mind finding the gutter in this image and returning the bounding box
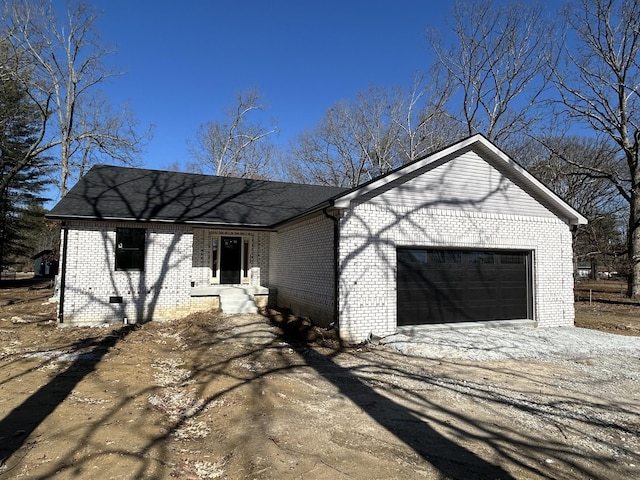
[44,214,275,230]
[58,221,69,324]
[323,205,340,330]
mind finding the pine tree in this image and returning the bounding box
[0,44,51,273]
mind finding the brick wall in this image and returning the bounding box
[269,213,335,325]
[338,204,575,343]
[58,201,575,339]
[60,221,194,325]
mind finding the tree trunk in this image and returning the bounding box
[60,138,69,198]
[628,184,640,297]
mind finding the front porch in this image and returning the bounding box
[190,285,273,315]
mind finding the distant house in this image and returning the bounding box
[46,135,587,343]
[32,249,58,278]
[577,261,619,280]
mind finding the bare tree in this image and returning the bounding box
[287,86,403,188]
[395,72,462,163]
[549,0,640,296]
[286,104,353,187]
[529,135,627,275]
[287,80,456,188]
[2,0,150,196]
[189,89,277,179]
[428,0,552,149]
[528,137,623,219]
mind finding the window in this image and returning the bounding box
[467,251,495,264]
[211,238,218,279]
[243,239,250,279]
[115,228,145,271]
[429,250,462,264]
[397,249,428,265]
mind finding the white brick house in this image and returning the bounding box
[48,135,586,343]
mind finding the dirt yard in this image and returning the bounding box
[1,279,639,479]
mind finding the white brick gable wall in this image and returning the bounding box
[338,204,575,343]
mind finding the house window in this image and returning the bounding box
[211,238,218,280]
[115,228,145,271]
[243,239,250,279]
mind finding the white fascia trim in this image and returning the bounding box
[478,138,588,225]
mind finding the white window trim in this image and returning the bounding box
[211,237,219,283]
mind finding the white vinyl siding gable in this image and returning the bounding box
[360,150,557,219]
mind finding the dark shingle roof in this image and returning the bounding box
[47,165,347,227]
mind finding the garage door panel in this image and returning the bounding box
[397,248,531,326]
[399,303,473,325]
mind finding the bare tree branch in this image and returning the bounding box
[549,0,640,295]
[2,0,151,196]
[189,89,277,179]
[427,0,553,150]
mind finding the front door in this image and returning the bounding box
[220,236,242,284]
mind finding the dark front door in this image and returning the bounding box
[220,236,242,284]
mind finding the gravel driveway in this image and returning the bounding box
[381,325,640,367]
[369,325,640,479]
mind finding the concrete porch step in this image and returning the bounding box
[190,285,269,315]
[219,290,258,314]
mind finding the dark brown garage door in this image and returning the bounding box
[397,248,532,326]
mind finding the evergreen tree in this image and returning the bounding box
[7,200,58,272]
[0,43,50,272]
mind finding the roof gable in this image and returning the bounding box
[331,135,588,225]
[358,149,558,219]
[47,166,347,227]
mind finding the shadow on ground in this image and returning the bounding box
[1,310,637,479]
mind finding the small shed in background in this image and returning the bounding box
[32,250,58,278]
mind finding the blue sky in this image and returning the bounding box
[87,0,451,172]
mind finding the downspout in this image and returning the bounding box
[323,206,340,331]
[58,221,69,324]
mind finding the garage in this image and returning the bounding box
[397,248,533,326]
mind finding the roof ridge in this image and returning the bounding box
[89,164,348,190]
